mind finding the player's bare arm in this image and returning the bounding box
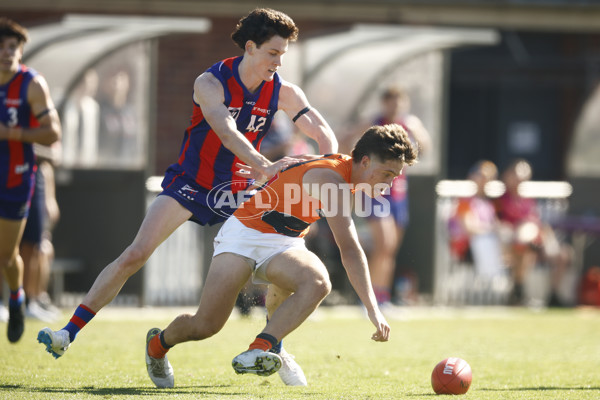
[194,73,291,178]
[278,80,338,154]
[303,168,390,342]
[0,75,60,145]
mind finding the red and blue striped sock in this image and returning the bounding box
[9,287,25,308]
[63,304,96,342]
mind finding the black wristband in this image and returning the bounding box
[35,108,53,120]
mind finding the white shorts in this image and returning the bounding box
[213,216,307,284]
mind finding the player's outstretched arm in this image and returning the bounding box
[328,213,390,342]
[303,168,390,342]
[278,81,338,154]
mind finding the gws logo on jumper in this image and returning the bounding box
[207,180,279,220]
[177,184,199,201]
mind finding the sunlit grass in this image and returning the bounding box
[2,306,600,399]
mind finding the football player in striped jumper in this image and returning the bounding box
[0,17,61,343]
[38,8,336,388]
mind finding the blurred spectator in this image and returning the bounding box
[495,159,573,306]
[61,68,100,168]
[344,86,430,305]
[97,66,138,167]
[448,160,504,278]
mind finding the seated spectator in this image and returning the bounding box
[448,160,504,278]
[495,159,573,306]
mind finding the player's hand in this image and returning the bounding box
[264,156,298,175]
[234,157,296,186]
[367,308,390,342]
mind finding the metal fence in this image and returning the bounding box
[433,180,575,306]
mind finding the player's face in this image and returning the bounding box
[357,156,404,198]
[252,35,288,82]
[0,37,23,73]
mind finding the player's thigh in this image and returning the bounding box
[264,248,329,294]
[0,217,26,259]
[130,195,192,253]
[195,252,253,323]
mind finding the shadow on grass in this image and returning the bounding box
[0,383,250,397]
[479,386,600,392]
[404,386,600,397]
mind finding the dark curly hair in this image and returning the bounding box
[231,8,298,50]
[351,124,418,166]
[0,17,29,45]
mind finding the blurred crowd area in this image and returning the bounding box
[3,5,600,316]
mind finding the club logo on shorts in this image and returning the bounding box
[178,184,199,201]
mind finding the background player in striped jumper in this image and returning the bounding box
[0,17,61,343]
[38,8,337,388]
[343,86,430,306]
[144,124,417,382]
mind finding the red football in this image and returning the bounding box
[431,357,472,395]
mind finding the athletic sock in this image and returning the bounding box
[148,331,171,359]
[249,333,278,352]
[9,287,25,309]
[271,339,282,354]
[63,304,96,342]
[266,317,282,354]
[373,286,391,305]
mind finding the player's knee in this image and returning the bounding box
[118,246,151,275]
[311,275,332,300]
[0,254,18,269]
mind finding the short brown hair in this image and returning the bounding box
[0,17,29,45]
[231,8,298,50]
[352,124,418,166]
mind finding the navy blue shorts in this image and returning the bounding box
[0,172,35,220]
[0,198,31,220]
[159,166,239,226]
[22,169,45,243]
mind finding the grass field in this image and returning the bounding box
[2,305,600,399]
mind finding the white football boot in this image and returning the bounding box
[145,328,174,388]
[37,328,71,359]
[232,348,282,376]
[276,347,307,386]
